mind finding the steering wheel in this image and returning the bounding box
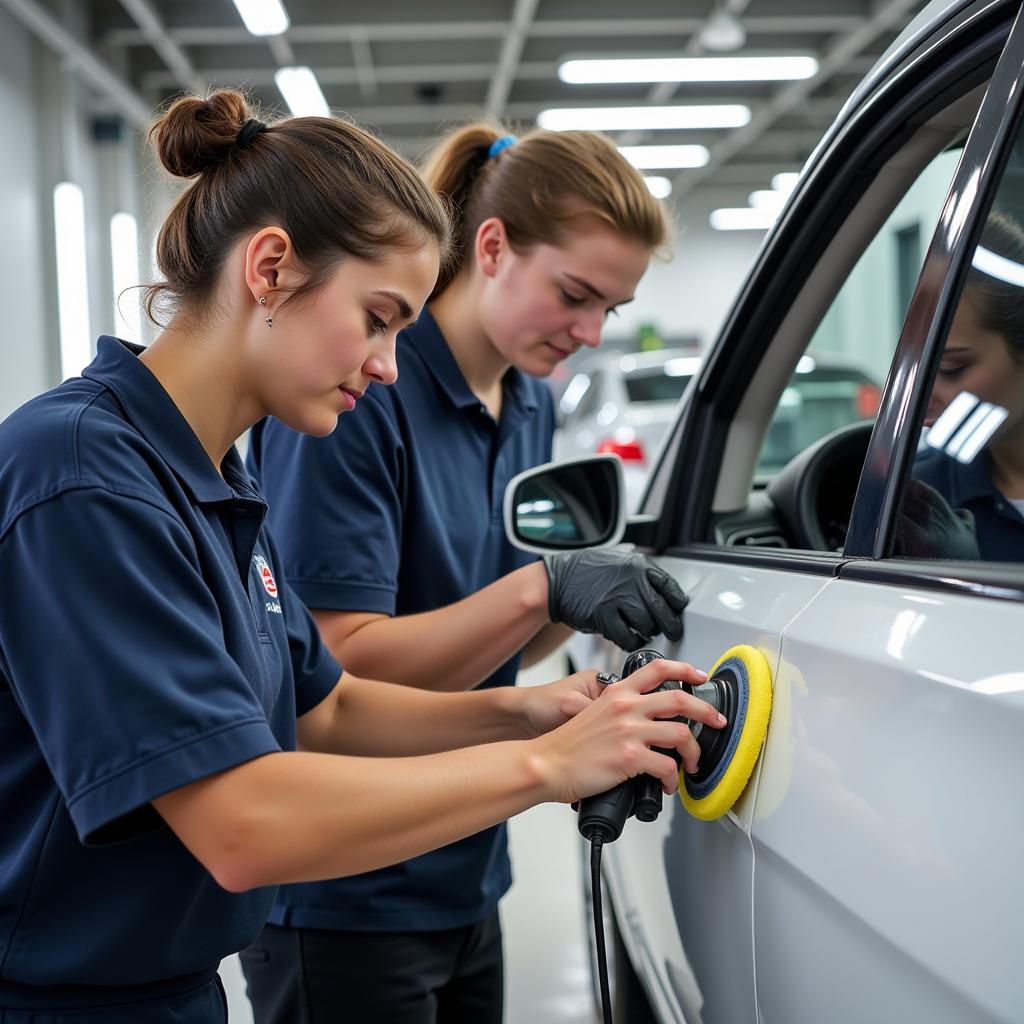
[767,421,875,552]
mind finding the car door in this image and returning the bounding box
[751,8,1024,1021]
[593,3,1020,1022]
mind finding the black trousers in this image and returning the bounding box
[239,912,504,1024]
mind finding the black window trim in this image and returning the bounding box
[839,558,1024,602]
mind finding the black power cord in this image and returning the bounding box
[589,836,613,1024]
[579,652,684,1024]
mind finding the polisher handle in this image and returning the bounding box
[578,649,681,839]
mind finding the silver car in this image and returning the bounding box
[510,0,1024,1020]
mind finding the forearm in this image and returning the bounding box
[320,561,550,691]
[299,672,531,757]
[519,622,573,669]
[158,745,551,891]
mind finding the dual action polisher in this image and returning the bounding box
[577,645,774,1024]
[578,643,774,839]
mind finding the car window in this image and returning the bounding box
[754,146,962,481]
[892,132,1024,566]
[624,372,690,404]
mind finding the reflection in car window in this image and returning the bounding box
[896,200,1024,563]
[753,147,962,486]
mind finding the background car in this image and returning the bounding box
[554,348,881,511]
[549,0,1024,1021]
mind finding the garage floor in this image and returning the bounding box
[218,650,595,1023]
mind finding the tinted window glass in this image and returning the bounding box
[894,137,1024,565]
[624,373,690,404]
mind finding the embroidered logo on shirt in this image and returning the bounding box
[253,553,279,598]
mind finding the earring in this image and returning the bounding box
[259,295,273,328]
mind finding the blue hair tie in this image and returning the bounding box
[488,134,518,160]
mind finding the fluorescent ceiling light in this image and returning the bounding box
[972,243,1024,287]
[924,391,977,448]
[710,207,778,230]
[559,56,818,84]
[537,104,750,132]
[53,182,91,380]
[644,176,672,199]
[924,390,1008,463]
[275,66,330,117]
[748,189,785,210]
[617,144,709,169]
[954,404,1007,463]
[772,172,800,194]
[110,212,141,341]
[232,0,289,36]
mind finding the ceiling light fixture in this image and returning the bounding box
[644,176,673,198]
[559,56,819,84]
[699,11,747,52]
[748,189,786,210]
[538,104,750,132]
[274,66,330,117]
[617,144,709,169]
[972,244,1024,287]
[231,0,290,36]
[772,172,800,194]
[709,207,779,231]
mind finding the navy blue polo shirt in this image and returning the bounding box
[247,306,555,931]
[914,447,1024,561]
[0,338,340,1006]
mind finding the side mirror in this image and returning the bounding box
[503,454,626,554]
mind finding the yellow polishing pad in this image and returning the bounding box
[679,644,773,821]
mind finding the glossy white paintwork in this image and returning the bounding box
[597,558,831,1024]
[751,578,1024,1023]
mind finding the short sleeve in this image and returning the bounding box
[249,397,405,615]
[0,489,281,844]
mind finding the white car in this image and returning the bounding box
[510,0,1024,1020]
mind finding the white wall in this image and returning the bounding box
[0,16,51,420]
[809,148,960,375]
[612,187,769,351]
[0,5,154,420]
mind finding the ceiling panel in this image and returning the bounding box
[77,0,933,202]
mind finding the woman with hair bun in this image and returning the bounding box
[0,94,721,1023]
[246,123,689,1022]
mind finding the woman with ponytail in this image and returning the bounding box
[0,96,722,1023]
[245,123,689,1022]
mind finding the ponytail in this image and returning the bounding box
[422,123,670,295]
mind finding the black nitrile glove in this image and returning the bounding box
[893,479,980,561]
[543,549,688,651]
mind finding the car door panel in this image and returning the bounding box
[598,557,832,1024]
[751,578,1023,1023]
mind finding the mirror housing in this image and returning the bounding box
[503,454,626,554]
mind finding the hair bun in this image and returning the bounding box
[150,90,252,178]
